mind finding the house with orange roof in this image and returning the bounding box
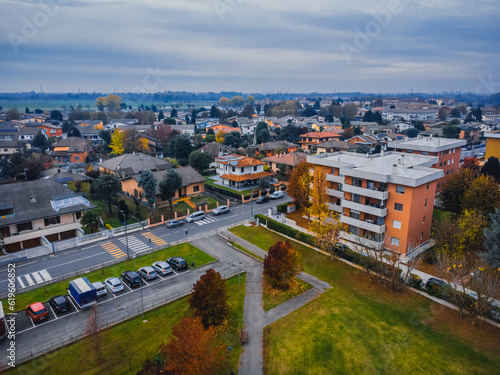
[215,154,272,189]
[262,152,307,175]
[299,131,342,152]
[346,134,380,152]
[38,123,63,138]
[208,124,241,134]
[50,137,93,164]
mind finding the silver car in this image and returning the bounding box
[138,266,158,281]
[213,205,230,215]
[92,281,108,297]
[105,277,124,293]
[152,261,173,276]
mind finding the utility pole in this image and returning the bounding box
[121,210,129,260]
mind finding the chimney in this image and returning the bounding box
[392,164,397,175]
[30,195,36,203]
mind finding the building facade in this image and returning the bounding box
[216,154,272,188]
[308,151,443,257]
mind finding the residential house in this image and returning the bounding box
[387,136,466,192]
[121,166,205,206]
[0,179,96,252]
[216,154,272,189]
[50,137,93,164]
[196,143,233,158]
[299,131,342,152]
[98,152,171,178]
[459,125,481,143]
[40,168,93,186]
[307,151,443,257]
[316,140,356,154]
[254,141,298,157]
[37,123,63,138]
[263,152,307,174]
[346,134,380,152]
[485,131,500,159]
[208,124,241,134]
[0,127,46,157]
[73,125,102,145]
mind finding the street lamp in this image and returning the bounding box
[239,262,242,293]
[121,210,130,260]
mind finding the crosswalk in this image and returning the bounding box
[142,232,168,247]
[17,269,52,288]
[194,216,218,226]
[102,242,127,259]
[118,235,150,253]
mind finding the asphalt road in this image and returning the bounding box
[0,196,289,296]
[0,234,262,370]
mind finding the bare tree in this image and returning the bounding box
[86,305,102,360]
[470,263,500,319]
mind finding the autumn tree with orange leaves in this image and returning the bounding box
[188,269,229,327]
[288,161,311,209]
[160,316,226,375]
[264,241,303,290]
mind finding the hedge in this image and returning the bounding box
[277,202,289,213]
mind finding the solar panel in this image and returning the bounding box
[51,196,90,212]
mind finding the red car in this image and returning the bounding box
[26,302,49,323]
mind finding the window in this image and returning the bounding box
[75,156,80,161]
[422,151,428,155]
[423,215,426,223]
[391,237,400,246]
[241,167,244,173]
[392,220,401,229]
[76,212,82,220]
[3,149,7,152]
[450,169,453,174]
[350,211,360,220]
[394,203,403,211]
[446,170,449,175]
[439,162,443,167]
[193,185,200,192]
[396,186,405,194]
[425,198,427,206]
[421,232,424,240]
[451,158,454,164]
[17,222,33,232]
[253,166,257,171]
[426,182,430,190]
[232,167,235,172]
[437,184,440,190]
[352,194,361,203]
[44,216,61,226]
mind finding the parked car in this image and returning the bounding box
[186,211,206,223]
[152,261,173,276]
[167,257,188,271]
[256,196,270,204]
[212,205,230,216]
[138,266,158,281]
[270,191,284,199]
[93,282,108,297]
[26,302,49,323]
[426,277,447,290]
[166,219,184,228]
[49,295,71,314]
[105,277,124,293]
[121,271,142,288]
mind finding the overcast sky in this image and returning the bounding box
[1,0,499,94]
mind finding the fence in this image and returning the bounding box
[2,267,244,370]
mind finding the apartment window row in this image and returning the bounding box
[44,216,61,226]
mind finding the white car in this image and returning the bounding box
[213,205,230,215]
[186,211,205,223]
[92,281,108,297]
[152,261,173,276]
[105,277,124,293]
[270,191,284,199]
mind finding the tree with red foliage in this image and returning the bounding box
[160,317,226,375]
[188,269,229,327]
[147,124,180,147]
[264,241,303,290]
[461,156,480,175]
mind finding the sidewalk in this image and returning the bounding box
[221,229,332,375]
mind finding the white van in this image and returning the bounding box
[270,191,284,199]
[186,211,206,223]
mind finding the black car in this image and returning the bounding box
[48,295,71,314]
[426,277,447,290]
[167,257,188,271]
[166,219,184,228]
[121,271,142,288]
[256,196,270,204]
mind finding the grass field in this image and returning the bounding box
[8,274,246,375]
[263,278,312,311]
[204,177,252,196]
[4,243,215,311]
[229,225,500,375]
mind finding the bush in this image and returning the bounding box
[407,274,423,290]
[277,202,288,213]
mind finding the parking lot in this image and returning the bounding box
[15,267,190,335]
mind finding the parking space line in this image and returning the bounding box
[142,279,150,287]
[67,295,79,310]
[48,304,58,319]
[28,314,35,328]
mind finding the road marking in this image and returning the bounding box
[101,242,127,259]
[118,236,150,253]
[24,274,35,286]
[141,232,168,247]
[194,216,218,226]
[17,277,26,288]
[48,304,58,319]
[31,271,44,284]
[39,269,52,281]
[67,295,79,310]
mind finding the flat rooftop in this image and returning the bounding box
[387,136,466,152]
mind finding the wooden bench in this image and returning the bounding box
[239,329,248,345]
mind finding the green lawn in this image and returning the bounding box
[230,225,500,374]
[4,243,215,311]
[8,274,246,375]
[229,241,264,261]
[263,278,312,311]
[174,201,192,216]
[204,177,252,196]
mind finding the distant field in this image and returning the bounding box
[0,99,218,111]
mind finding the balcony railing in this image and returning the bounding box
[326,188,344,199]
[341,200,387,217]
[326,173,344,184]
[340,215,386,234]
[327,202,343,213]
[342,184,389,200]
